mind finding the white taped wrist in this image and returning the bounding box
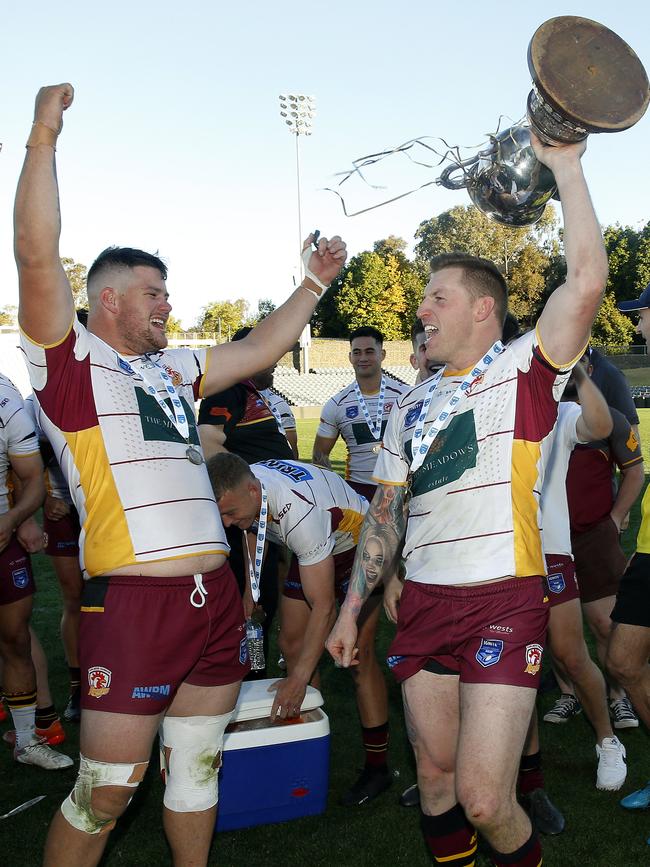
[301,247,329,298]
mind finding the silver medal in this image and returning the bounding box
[186,446,204,465]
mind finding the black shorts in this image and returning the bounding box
[611,553,650,628]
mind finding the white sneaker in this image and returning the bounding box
[14,737,74,770]
[596,736,627,791]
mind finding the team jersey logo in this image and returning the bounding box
[162,365,183,387]
[88,666,112,698]
[261,459,313,482]
[132,684,171,699]
[135,391,200,446]
[405,402,423,427]
[475,638,504,668]
[346,406,359,419]
[547,572,566,594]
[239,637,248,665]
[387,655,406,669]
[524,644,543,675]
[11,567,29,589]
[351,418,388,446]
[407,412,478,497]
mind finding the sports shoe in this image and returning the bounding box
[522,788,565,836]
[596,736,627,791]
[610,697,639,730]
[543,694,582,724]
[63,690,81,723]
[3,718,66,747]
[14,737,73,770]
[340,766,392,806]
[399,783,420,807]
[621,783,650,810]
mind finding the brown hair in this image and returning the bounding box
[430,252,508,326]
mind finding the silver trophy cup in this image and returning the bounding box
[438,16,650,226]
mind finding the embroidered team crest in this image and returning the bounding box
[405,401,423,426]
[346,406,359,419]
[163,365,183,387]
[475,638,504,668]
[12,567,29,589]
[524,644,543,675]
[384,402,393,413]
[88,666,112,698]
[547,572,566,594]
[386,655,406,669]
[466,373,484,395]
[239,637,248,665]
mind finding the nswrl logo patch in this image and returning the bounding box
[547,572,566,594]
[475,639,504,668]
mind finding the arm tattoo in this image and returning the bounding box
[312,449,332,470]
[343,484,408,618]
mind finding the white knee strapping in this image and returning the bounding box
[159,713,232,813]
[61,754,148,834]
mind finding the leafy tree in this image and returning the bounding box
[0,305,17,326]
[61,257,88,309]
[257,298,276,320]
[165,314,184,333]
[334,251,408,339]
[591,292,635,346]
[194,299,250,338]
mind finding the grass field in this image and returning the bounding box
[2,416,650,866]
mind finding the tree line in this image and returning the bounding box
[2,208,647,345]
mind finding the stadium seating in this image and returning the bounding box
[272,366,417,407]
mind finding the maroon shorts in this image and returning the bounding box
[544,554,580,608]
[347,480,376,504]
[79,562,249,715]
[0,537,36,606]
[572,517,627,603]
[43,506,80,558]
[387,576,548,688]
[284,548,356,606]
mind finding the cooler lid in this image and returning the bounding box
[230,679,324,722]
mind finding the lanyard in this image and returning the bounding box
[410,341,504,474]
[244,482,268,603]
[353,374,386,440]
[115,351,204,465]
[259,389,286,436]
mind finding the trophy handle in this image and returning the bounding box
[437,156,478,190]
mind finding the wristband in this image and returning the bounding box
[26,121,60,150]
[300,246,330,299]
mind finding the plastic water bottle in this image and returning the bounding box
[246,618,265,671]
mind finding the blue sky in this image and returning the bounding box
[1,0,649,327]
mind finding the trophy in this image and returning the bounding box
[438,16,650,226]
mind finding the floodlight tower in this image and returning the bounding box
[278,93,316,373]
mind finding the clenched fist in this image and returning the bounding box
[33,83,74,133]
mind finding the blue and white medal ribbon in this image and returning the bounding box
[410,341,505,474]
[354,375,386,452]
[116,352,203,464]
[244,482,268,603]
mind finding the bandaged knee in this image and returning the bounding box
[159,713,232,813]
[61,754,148,834]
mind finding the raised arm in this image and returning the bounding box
[14,84,76,345]
[535,133,608,367]
[326,483,408,667]
[201,236,346,396]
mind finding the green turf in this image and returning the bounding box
[618,368,650,387]
[2,418,649,866]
